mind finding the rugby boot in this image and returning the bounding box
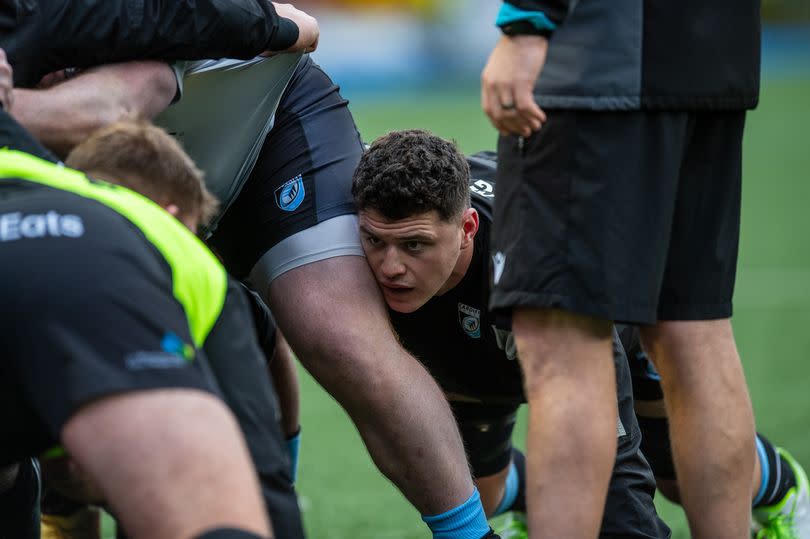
[493,512,527,539]
[41,506,101,539]
[753,448,810,539]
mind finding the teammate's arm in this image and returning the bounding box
[4,0,317,87]
[12,62,176,158]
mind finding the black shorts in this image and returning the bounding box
[490,110,746,324]
[452,402,520,478]
[209,56,364,279]
[0,187,217,466]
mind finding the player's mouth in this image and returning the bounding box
[382,282,414,294]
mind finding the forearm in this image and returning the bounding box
[11,62,176,157]
[268,332,300,438]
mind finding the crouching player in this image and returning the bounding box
[35,120,306,539]
[351,130,671,539]
[0,83,272,539]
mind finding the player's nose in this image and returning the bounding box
[380,247,406,278]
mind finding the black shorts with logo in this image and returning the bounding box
[209,55,364,279]
[0,186,216,466]
[491,110,745,324]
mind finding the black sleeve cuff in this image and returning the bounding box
[267,17,299,51]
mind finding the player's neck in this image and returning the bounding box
[436,241,475,296]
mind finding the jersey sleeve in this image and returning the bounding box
[4,0,292,87]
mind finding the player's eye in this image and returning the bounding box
[365,235,381,246]
[404,240,423,253]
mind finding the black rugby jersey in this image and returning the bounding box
[389,152,526,404]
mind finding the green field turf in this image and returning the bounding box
[102,78,810,538]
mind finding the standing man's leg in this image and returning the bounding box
[640,321,756,537]
[512,309,617,537]
[637,112,755,538]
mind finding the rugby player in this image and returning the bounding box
[353,129,810,539]
[352,129,671,539]
[0,71,272,539]
[1,1,320,537]
[15,53,499,539]
[48,120,307,539]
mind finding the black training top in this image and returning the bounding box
[0,0,296,88]
[504,0,760,111]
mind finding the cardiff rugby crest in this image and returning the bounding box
[275,174,305,212]
[458,303,481,339]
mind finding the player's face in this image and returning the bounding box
[359,208,467,313]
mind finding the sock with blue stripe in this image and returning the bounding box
[753,432,796,508]
[422,488,491,539]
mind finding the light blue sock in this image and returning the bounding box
[286,429,301,484]
[422,488,490,539]
[753,434,769,506]
[492,461,520,516]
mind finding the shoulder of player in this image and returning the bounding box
[466,151,497,217]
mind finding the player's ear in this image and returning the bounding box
[460,208,479,248]
[165,203,181,218]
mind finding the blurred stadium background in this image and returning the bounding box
[112,1,810,537]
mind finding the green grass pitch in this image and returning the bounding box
[103,78,810,538]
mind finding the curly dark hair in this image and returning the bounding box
[352,129,470,221]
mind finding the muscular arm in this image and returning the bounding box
[12,62,176,158]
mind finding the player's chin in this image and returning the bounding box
[382,287,422,314]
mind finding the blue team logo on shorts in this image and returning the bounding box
[275,174,306,212]
[458,303,481,339]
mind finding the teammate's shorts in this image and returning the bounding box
[604,333,672,538]
[491,110,746,324]
[242,283,278,361]
[452,402,520,478]
[209,55,364,281]
[0,187,217,466]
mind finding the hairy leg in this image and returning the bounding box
[61,389,270,539]
[512,308,616,538]
[640,319,755,539]
[266,256,475,513]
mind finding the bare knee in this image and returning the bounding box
[512,308,613,399]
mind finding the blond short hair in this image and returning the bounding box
[66,121,219,228]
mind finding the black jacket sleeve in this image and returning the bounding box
[2,0,297,87]
[504,0,569,25]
